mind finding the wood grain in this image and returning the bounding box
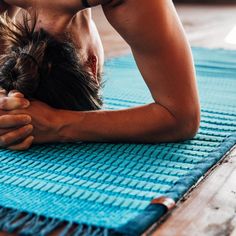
[175,4,236,50]
[151,147,236,236]
[92,4,236,57]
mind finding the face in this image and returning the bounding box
[2,1,104,86]
[0,14,103,111]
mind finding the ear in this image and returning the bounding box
[86,55,100,85]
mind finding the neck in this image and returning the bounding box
[33,9,91,37]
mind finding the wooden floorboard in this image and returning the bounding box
[175,4,236,49]
[151,147,236,236]
[92,4,236,57]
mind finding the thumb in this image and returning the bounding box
[8,90,25,98]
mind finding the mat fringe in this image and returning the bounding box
[0,206,119,236]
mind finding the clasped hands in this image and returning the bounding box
[0,89,59,150]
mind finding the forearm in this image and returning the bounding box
[57,103,194,143]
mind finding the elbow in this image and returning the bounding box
[148,103,200,143]
[176,107,201,141]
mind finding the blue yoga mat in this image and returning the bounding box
[0,48,236,236]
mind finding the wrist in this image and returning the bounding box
[55,110,84,143]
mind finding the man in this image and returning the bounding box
[0,0,200,150]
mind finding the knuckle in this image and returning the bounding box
[18,125,32,138]
[16,92,24,96]
[20,98,26,105]
[0,136,7,146]
[0,97,8,109]
[17,128,27,138]
[24,137,34,149]
[26,124,33,132]
[0,89,7,95]
[9,90,18,94]
[18,140,32,151]
[21,98,29,106]
[24,143,31,150]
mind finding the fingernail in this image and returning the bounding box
[23,115,32,124]
[23,100,30,108]
[29,136,34,142]
[8,90,17,95]
[26,124,33,132]
[0,89,7,93]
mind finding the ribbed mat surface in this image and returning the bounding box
[0,48,236,235]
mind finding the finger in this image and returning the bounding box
[8,90,25,98]
[0,127,15,136]
[0,124,33,147]
[0,97,30,110]
[8,136,34,151]
[0,89,7,98]
[0,115,31,128]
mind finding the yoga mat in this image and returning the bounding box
[0,48,236,236]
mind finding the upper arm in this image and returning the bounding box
[102,0,200,120]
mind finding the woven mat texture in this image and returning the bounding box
[0,48,235,232]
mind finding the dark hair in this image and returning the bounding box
[0,14,103,111]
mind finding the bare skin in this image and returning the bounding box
[0,0,200,150]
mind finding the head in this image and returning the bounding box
[0,14,103,111]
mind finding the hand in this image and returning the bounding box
[11,100,62,144]
[0,89,34,150]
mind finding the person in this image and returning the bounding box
[0,0,201,151]
[0,14,103,111]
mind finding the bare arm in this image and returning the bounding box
[102,0,200,122]
[54,0,200,143]
[0,0,200,149]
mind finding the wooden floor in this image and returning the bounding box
[1,3,236,236]
[149,146,236,236]
[92,3,236,57]
[93,4,236,236]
